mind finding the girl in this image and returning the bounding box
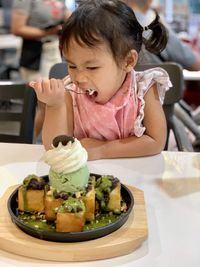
[30,0,171,160]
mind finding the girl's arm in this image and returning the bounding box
[29,79,73,150]
[81,84,167,160]
[42,92,73,150]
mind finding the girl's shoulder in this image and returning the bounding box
[132,67,172,137]
[135,67,171,85]
[134,67,172,104]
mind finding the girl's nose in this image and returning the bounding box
[74,70,88,85]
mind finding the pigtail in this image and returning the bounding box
[143,10,168,54]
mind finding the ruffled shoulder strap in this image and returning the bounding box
[135,67,172,103]
[133,67,172,137]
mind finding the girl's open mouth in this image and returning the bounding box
[65,85,98,97]
[86,89,98,98]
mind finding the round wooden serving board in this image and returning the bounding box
[0,185,148,262]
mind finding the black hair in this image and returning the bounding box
[60,0,168,65]
[142,9,168,53]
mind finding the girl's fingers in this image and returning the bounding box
[50,79,65,94]
[29,81,36,88]
[31,79,56,94]
[33,81,43,94]
[50,78,60,91]
[30,78,64,97]
[41,79,52,93]
[29,78,65,106]
[58,79,66,93]
[29,80,43,92]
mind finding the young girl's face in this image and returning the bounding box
[64,38,129,104]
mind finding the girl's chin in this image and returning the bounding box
[94,97,110,105]
[86,92,110,104]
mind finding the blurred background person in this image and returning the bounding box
[123,0,200,71]
[11,0,71,142]
[11,0,71,80]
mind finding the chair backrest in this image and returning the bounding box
[49,62,68,79]
[0,81,37,143]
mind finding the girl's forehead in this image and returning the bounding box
[64,37,112,56]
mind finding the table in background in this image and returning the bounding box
[0,143,200,267]
[183,69,200,106]
[0,34,22,80]
[183,69,200,81]
[0,34,22,50]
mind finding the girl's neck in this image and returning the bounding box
[128,3,148,14]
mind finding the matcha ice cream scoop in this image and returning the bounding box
[43,135,89,193]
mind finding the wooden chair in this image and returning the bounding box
[0,81,37,143]
[136,62,194,152]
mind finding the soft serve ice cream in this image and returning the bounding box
[43,135,89,193]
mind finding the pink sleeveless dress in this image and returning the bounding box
[68,68,171,141]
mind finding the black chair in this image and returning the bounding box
[174,101,200,143]
[136,63,194,152]
[0,81,37,143]
[49,62,68,79]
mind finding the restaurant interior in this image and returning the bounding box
[0,1,200,266]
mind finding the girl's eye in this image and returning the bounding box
[68,66,76,69]
[87,67,99,70]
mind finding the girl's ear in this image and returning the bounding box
[124,49,138,72]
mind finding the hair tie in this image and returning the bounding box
[143,26,149,32]
[142,25,152,39]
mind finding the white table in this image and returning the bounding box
[0,143,200,267]
[0,34,22,50]
[183,69,200,81]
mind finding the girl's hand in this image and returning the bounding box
[29,78,65,107]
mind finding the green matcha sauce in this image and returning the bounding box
[18,212,120,232]
[18,213,55,231]
[84,213,120,231]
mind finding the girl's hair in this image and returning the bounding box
[60,0,168,65]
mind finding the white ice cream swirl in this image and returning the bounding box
[44,138,88,174]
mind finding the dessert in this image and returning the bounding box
[43,135,90,225]
[17,174,127,233]
[18,175,46,212]
[16,135,128,233]
[95,176,121,213]
[83,176,96,221]
[56,197,85,232]
[44,191,64,220]
[44,135,89,193]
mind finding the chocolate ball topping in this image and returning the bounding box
[53,135,75,147]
